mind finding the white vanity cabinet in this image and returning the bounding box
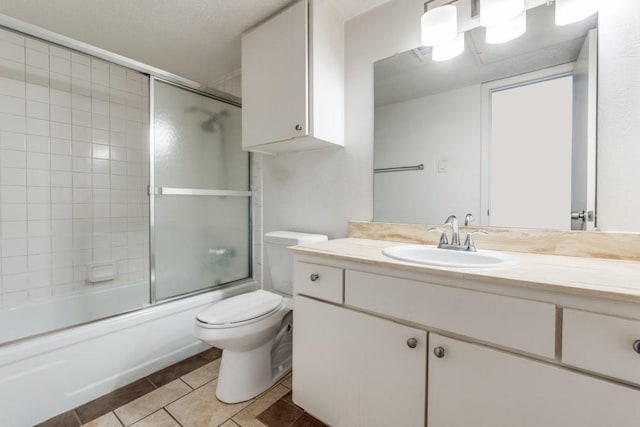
[241,0,344,154]
[428,334,640,427]
[292,255,640,427]
[293,295,427,426]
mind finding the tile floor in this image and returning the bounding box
[36,347,326,427]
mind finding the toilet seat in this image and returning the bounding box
[196,290,284,329]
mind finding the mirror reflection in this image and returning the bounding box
[374,4,597,231]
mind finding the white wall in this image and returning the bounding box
[262,0,423,238]
[263,0,640,235]
[374,84,481,224]
[597,0,640,232]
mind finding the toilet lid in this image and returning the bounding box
[197,290,283,325]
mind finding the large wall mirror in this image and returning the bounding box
[374,4,598,231]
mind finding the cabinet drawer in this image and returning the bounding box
[294,262,343,303]
[563,309,640,385]
[345,270,556,358]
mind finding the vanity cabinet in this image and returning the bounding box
[241,0,344,154]
[428,334,640,427]
[292,257,640,427]
[292,295,427,426]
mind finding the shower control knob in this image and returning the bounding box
[433,346,446,358]
[295,124,302,131]
[310,273,319,282]
[406,338,418,348]
[633,340,640,354]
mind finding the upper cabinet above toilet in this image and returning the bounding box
[241,0,344,155]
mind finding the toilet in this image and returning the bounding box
[194,231,328,403]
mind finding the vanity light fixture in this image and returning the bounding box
[420,0,598,61]
[486,11,527,44]
[421,4,458,47]
[480,0,525,27]
[555,0,599,25]
[433,33,465,61]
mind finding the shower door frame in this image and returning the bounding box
[148,77,252,304]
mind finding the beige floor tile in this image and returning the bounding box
[219,420,241,427]
[166,379,254,427]
[130,409,180,427]
[278,373,292,389]
[82,411,123,427]
[232,385,289,427]
[181,358,222,389]
[114,379,191,426]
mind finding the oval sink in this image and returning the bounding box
[382,245,518,268]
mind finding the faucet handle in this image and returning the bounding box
[464,230,488,252]
[428,227,449,245]
[464,213,474,226]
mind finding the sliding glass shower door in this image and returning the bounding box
[152,80,250,301]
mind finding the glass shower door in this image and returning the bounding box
[152,80,249,300]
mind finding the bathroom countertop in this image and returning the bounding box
[289,238,640,303]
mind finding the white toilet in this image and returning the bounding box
[194,231,328,403]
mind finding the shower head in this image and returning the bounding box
[184,107,228,133]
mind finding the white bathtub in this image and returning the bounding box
[0,280,255,426]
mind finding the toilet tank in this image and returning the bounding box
[264,231,328,295]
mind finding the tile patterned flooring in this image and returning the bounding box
[36,347,326,427]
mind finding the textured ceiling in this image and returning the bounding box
[0,0,389,87]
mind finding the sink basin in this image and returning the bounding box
[382,245,519,268]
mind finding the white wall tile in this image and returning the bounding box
[26,83,49,103]
[50,106,71,124]
[71,62,90,81]
[2,221,27,239]
[2,274,28,293]
[1,150,26,168]
[25,38,48,53]
[27,204,50,220]
[2,254,26,274]
[2,239,27,257]
[28,236,51,254]
[50,89,71,107]
[27,152,50,170]
[26,135,49,153]
[26,66,49,87]
[92,114,109,130]
[50,56,70,76]
[71,78,90,96]
[1,131,26,150]
[72,157,91,173]
[0,77,25,98]
[51,154,71,171]
[72,172,91,188]
[0,40,25,63]
[92,129,109,145]
[72,109,91,127]
[28,220,51,237]
[0,95,25,116]
[51,187,72,203]
[1,168,26,186]
[26,100,49,120]
[72,126,92,143]
[50,72,71,92]
[27,186,50,203]
[26,117,49,136]
[0,29,24,46]
[51,171,72,187]
[0,112,26,133]
[26,169,50,186]
[0,57,25,81]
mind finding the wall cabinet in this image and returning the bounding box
[292,257,640,427]
[241,0,344,154]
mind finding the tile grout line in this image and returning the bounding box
[113,410,126,427]
[72,409,82,426]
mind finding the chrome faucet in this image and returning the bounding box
[429,214,488,252]
[444,215,460,245]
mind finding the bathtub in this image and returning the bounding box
[0,280,255,426]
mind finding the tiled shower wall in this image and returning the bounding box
[0,28,149,305]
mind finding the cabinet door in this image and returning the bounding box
[241,0,308,149]
[293,296,427,427]
[428,334,640,427]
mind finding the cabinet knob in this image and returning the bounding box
[407,338,418,348]
[433,346,446,358]
[309,273,319,282]
[295,124,302,131]
[633,340,640,354]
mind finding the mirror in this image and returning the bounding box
[373,4,598,231]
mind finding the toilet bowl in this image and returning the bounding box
[193,231,328,403]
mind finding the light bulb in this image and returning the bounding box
[486,11,526,44]
[421,5,458,47]
[480,0,525,27]
[432,33,465,62]
[555,0,599,25]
